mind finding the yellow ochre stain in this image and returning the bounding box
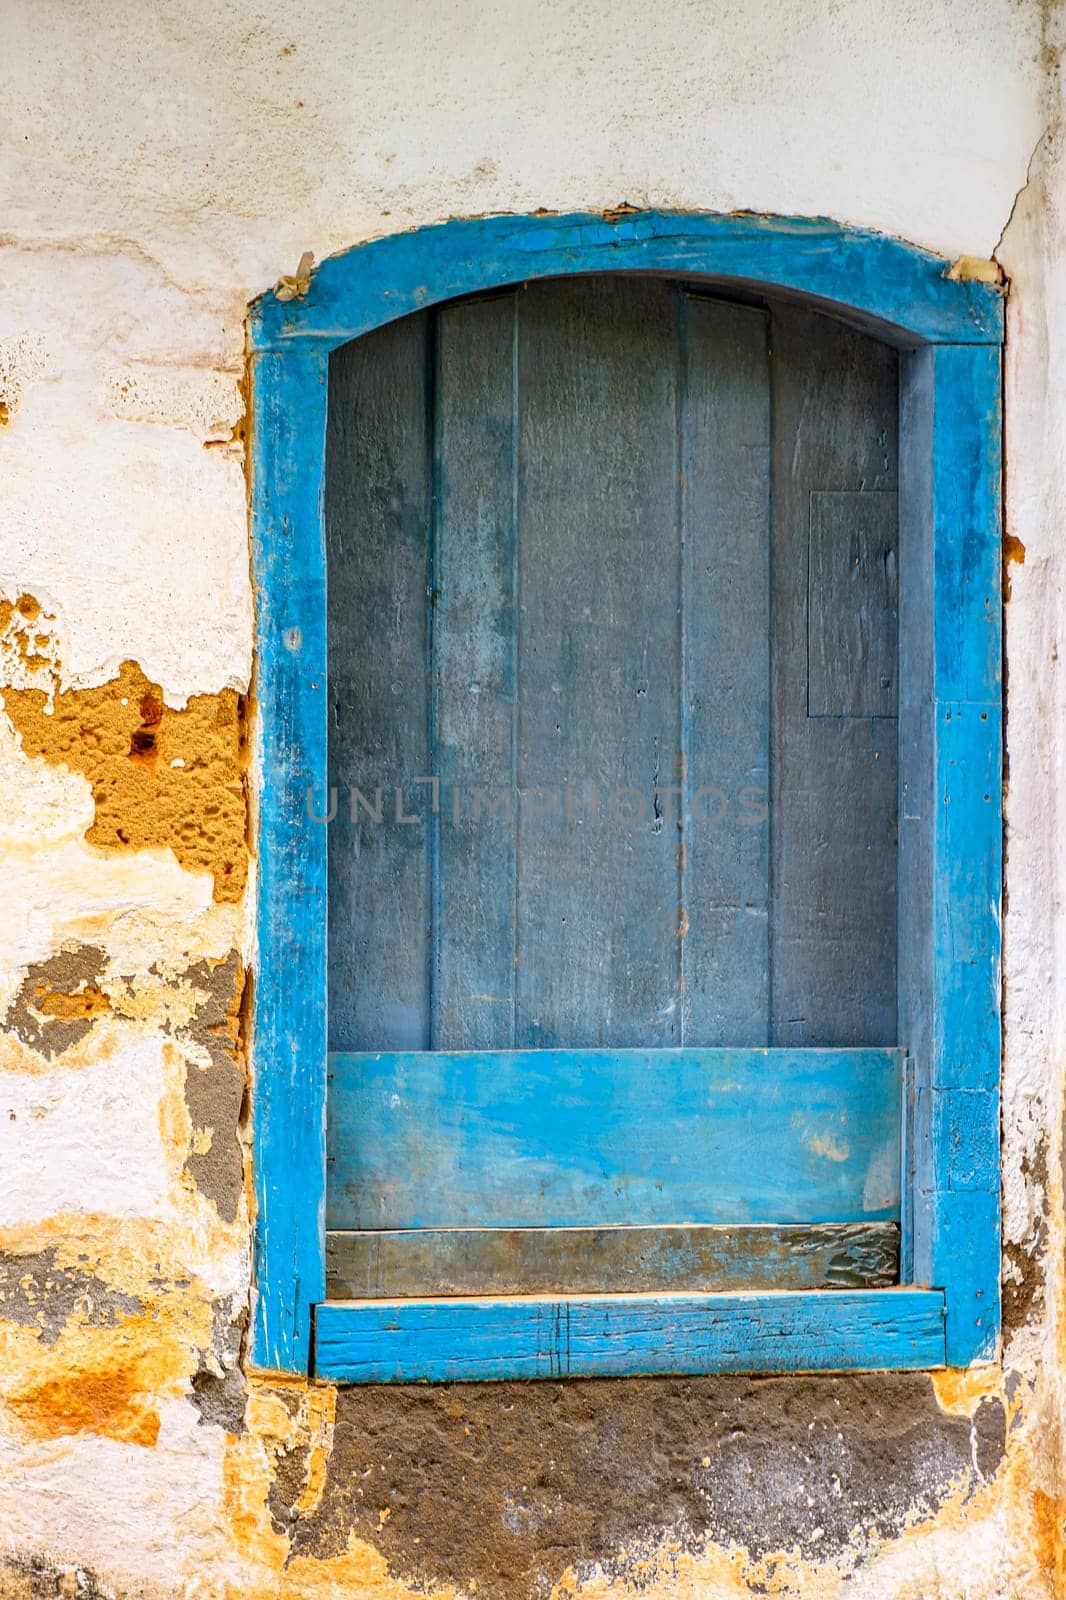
[1003,533,1027,601]
[8,1361,162,1447]
[1030,1488,1066,1598]
[34,981,111,1021]
[2,656,248,902]
[932,1363,1004,1417]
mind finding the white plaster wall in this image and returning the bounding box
[0,0,1047,701]
[0,1,1063,1595]
[999,10,1066,1390]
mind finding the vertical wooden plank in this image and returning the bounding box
[929,346,1003,1176]
[681,296,771,1044]
[250,346,328,1372]
[897,346,936,1289]
[326,316,432,1051]
[929,345,1003,705]
[914,697,1002,1339]
[514,277,682,1047]
[769,307,899,1047]
[904,342,1002,1365]
[933,701,1002,1095]
[433,294,518,1048]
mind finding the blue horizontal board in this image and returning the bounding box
[327,1047,902,1229]
[314,1288,946,1382]
[250,213,1003,352]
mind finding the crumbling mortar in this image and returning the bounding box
[4,945,110,1059]
[0,1247,143,1346]
[179,950,247,1224]
[190,1293,248,1434]
[3,940,249,1235]
[0,1553,117,1600]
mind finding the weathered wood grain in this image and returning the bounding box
[313,1288,946,1382]
[680,294,771,1043]
[326,1046,902,1230]
[896,348,936,1286]
[326,1221,900,1298]
[249,346,330,1372]
[769,306,899,1048]
[808,491,899,719]
[326,315,432,1051]
[434,293,518,1048]
[515,277,681,1046]
[326,284,904,1057]
[324,281,777,1052]
[899,342,1002,1364]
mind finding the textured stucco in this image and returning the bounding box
[0,0,1063,1595]
[3,664,248,902]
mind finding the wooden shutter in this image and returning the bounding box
[324,278,900,1297]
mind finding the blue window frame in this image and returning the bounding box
[248,212,1002,1382]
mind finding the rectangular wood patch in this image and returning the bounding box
[326,1221,900,1298]
[326,1046,903,1230]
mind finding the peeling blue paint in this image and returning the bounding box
[250,212,1003,352]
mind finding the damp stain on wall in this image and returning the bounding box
[2,945,248,1223]
[4,944,111,1058]
[180,950,247,1224]
[10,1357,166,1448]
[282,1374,1010,1600]
[0,1241,219,1452]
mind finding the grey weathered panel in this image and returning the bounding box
[681,295,771,1044]
[326,1222,899,1297]
[326,286,901,1062]
[434,294,518,1048]
[514,277,682,1047]
[326,316,432,1050]
[808,491,899,718]
[769,306,899,1047]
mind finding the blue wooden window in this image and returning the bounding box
[249,213,1002,1382]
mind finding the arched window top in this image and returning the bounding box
[249,210,1003,353]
